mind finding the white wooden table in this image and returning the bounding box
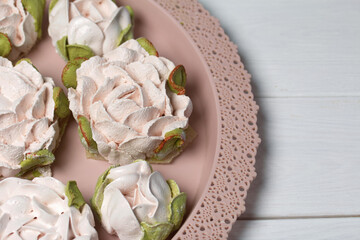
[197,0,360,239]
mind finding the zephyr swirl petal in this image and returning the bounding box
[89,101,113,123]
[171,93,193,119]
[143,56,176,80]
[0,65,37,102]
[103,44,146,64]
[14,61,43,88]
[103,7,131,54]
[72,0,118,22]
[48,0,69,47]
[67,16,104,56]
[107,99,140,122]
[126,62,162,86]
[0,177,98,239]
[0,111,16,128]
[102,186,144,239]
[75,56,106,87]
[93,121,138,144]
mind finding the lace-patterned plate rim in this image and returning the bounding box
[146,0,261,239]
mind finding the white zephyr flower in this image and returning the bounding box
[0,57,70,179]
[0,177,98,239]
[67,39,194,165]
[48,0,133,60]
[91,160,186,240]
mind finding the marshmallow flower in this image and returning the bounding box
[91,160,186,240]
[0,177,98,239]
[0,57,70,179]
[66,39,194,165]
[0,0,45,60]
[48,0,133,60]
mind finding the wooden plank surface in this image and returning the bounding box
[241,97,360,218]
[198,0,360,97]
[229,217,360,240]
[196,0,360,238]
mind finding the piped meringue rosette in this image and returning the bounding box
[0,177,98,239]
[0,0,45,60]
[48,0,134,61]
[66,39,195,165]
[0,57,70,179]
[91,160,186,240]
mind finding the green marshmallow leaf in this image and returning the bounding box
[77,115,98,155]
[91,166,116,219]
[153,128,186,161]
[15,58,33,66]
[67,44,95,61]
[125,5,134,22]
[31,169,42,178]
[53,87,70,118]
[169,192,187,231]
[167,179,186,231]
[141,222,174,240]
[0,32,12,57]
[167,179,181,198]
[18,149,55,177]
[117,6,135,46]
[62,57,87,89]
[56,36,69,60]
[168,65,186,95]
[65,181,86,211]
[137,37,158,57]
[150,126,196,164]
[20,167,49,180]
[21,0,45,38]
[117,23,133,46]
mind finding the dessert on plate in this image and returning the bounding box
[0,177,98,239]
[91,160,186,240]
[0,57,70,179]
[48,0,134,60]
[65,38,194,165]
[0,0,45,60]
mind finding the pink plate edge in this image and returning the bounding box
[150,0,261,239]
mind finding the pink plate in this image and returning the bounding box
[27,0,260,239]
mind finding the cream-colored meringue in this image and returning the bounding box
[100,161,171,239]
[0,0,38,60]
[68,39,193,165]
[0,57,60,178]
[0,177,98,239]
[48,0,132,57]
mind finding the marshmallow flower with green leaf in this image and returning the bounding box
[48,0,133,61]
[0,57,70,179]
[66,39,194,165]
[0,0,45,60]
[91,160,186,240]
[0,177,98,239]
